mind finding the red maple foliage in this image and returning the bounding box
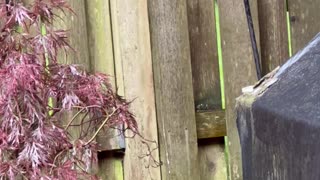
[0,0,138,179]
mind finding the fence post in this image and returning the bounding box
[217,0,259,179]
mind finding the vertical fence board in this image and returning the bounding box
[86,0,124,152]
[111,1,161,180]
[54,0,90,145]
[53,0,98,173]
[86,0,115,87]
[186,0,227,179]
[187,0,221,110]
[217,0,259,179]
[258,0,289,74]
[288,0,320,54]
[148,0,200,179]
[54,1,90,70]
[250,0,261,58]
[85,0,124,179]
[110,3,125,98]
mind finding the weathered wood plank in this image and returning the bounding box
[198,138,228,180]
[85,0,124,152]
[54,0,90,70]
[97,152,124,180]
[288,0,320,54]
[186,1,227,180]
[148,0,200,179]
[258,0,289,75]
[196,110,226,139]
[86,0,115,87]
[53,0,90,144]
[111,1,161,180]
[250,0,261,60]
[53,0,98,174]
[217,0,259,179]
[110,1,125,98]
[187,0,221,110]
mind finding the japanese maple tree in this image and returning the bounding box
[0,0,138,179]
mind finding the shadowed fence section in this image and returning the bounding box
[39,0,320,179]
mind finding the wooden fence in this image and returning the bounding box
[52,0,320,179]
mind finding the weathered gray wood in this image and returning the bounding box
[198,138,228,180]
[186,1,227,179]
[111,1,161,180]
[54,0,90,141]
[85,0,124,152]
[250,0,261,58]
[196,110,226,139]
[52,0,99,174]
[148,0,200,179]
[288,0,320,54]
[110,0,124,97]
[54,0,90,70]
[217,0,259,179]
[186,4,226,180]
[86,0,115,87]
[258,0,289,74]
[86,1,127,178]
[187,0,221,110]
[97,152,124,180]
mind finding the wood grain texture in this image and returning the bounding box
[85,1,125,177]
[148,0,200,179]
[187,0,221,110]
[217,0,259,179]
[288,0,320,54]
[54,0,90,70]
[54,0,90,143]
[258,0,289,75]
[198,138,228,180]
[97,152,124,180]
[111,1,161,180]
[250,0,261,59]
[86,0,115,86]
[196,110,226,139]
[110,1,125,98]
[53,0,98,174]
[85,0,124,152]
[186,1,227,180]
